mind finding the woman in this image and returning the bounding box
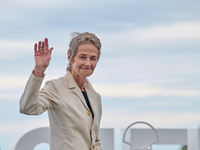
[20,32,102,150]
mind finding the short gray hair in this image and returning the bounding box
[67,32,101,71]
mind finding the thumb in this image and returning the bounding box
[49,47,54,55]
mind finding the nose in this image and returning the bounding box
[84,58,91,67]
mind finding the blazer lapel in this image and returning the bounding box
[65,70,90,112]
[84,79,97,118]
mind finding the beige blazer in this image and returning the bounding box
[20,70,102,150]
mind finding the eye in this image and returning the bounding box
[80,56,86,59]
[91,57,97,61]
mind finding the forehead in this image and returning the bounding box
[77,43,99,56]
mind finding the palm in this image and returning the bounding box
[34,38,53,69]
[35,48,51,68]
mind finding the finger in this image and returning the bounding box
[34,43,37,53]
[45,38,49,50]
[38,41,41,50]
[41,41,45,50]
[49,47,54,55]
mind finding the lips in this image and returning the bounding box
[81,67,92,70]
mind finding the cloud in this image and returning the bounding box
[1,110,199,135]
[101,109,200,129]
[0,75,28,90]
[1,21,199,60]
[0,73,199,101]
[0,38,67,60]
[132,22,200,42]
[0,119,49,134]
[0,93,21,101]
[1,0,78,9]
[100,21,200,49]
[0,40,34,59]
[93,82,200,98]
[1,0,113,13]
[0,74,65,101]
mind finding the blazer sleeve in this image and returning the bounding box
[95,138,102,150]
[19,73,59,115]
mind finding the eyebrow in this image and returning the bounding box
[79,53,97,57]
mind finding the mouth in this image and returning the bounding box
[82,68,92,70]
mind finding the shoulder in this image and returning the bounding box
[44,74,68,89]
[94,90,101,100]
[85,78,101,100]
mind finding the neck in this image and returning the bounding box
[76,78,86,91]
[71,71,86,91]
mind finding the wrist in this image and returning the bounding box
[33,66,46,77]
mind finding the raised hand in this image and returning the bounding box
[33,38,53,77]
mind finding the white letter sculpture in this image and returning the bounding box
[123,121,159,150]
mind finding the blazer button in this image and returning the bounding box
[87,111,91,116]
[92,145,95,149]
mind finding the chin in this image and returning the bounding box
[81,71,93,77]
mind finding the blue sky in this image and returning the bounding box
[0,0,200,150]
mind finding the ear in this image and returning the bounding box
[67,51,72,64]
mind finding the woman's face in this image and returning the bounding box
[68,43,99,80]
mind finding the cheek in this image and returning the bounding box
[73,60,82,68]
[71,62,79,71]
[92,62,97,68]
